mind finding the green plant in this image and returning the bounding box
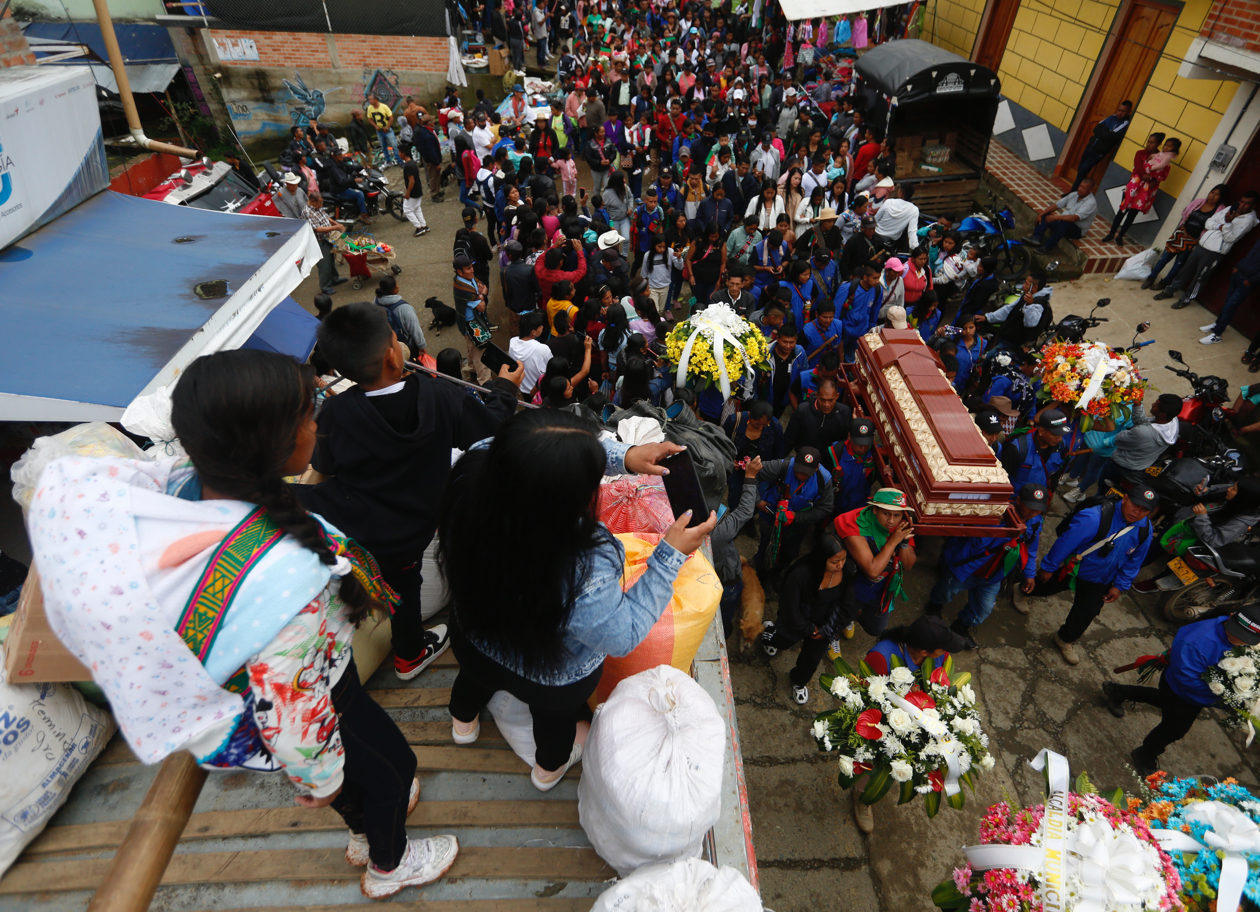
[159,101,235,159]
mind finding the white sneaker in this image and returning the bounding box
[1199,323,1217,333]
[451,715,480,745]
[345,778,420,866]
[360,835,459,899]
[760,621,778,656]
[1200,334,1223,345]
[531,741,582,792]
[1061,486,1086,504]
[792,684,809,704]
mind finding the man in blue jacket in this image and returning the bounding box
[1103,606,1258,776]
[1025,483,1157,665]
[836,266,884,362]
[831,417,876,518]
[926,483,1048,649]
[801,298,842,368]
[754,447,834,575]
[999,409,1069,492]
[758,324,807,418]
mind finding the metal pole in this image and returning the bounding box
[405,361,537,408]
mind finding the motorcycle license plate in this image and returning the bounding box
[1145,465,1163,477]
[1168,558,1198,585]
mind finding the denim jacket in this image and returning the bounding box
[468,440,688,685]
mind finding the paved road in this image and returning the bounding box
[291,179,1260,912]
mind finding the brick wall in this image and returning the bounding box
[1200,0,1260,55]
[921,0,985,59]
[1,8,36,68]
[206,30,448,73]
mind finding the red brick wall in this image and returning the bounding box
[1200,0,1260,55]
[1,8,36,69]
[207,30,448,73]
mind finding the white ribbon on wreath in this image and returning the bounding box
[885,692,963,797]
[1152,800,1260,912]
[673,303,756,400]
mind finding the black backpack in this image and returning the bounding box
[1054,496,1149,558]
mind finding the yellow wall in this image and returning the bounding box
[922,0,986,58]
[1118,0,1236,198]
[925,0,1235,199]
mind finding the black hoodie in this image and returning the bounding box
[297,373,517,562]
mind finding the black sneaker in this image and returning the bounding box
[949,619,978,651]
[330,276,349,286]
[924,602,944,618]
[415,226,431,237]
[1102,681,1126,718]
[1130,748,1158,778]
[760,621,778,657]
[395,624,451,680]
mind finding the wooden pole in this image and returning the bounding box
[86,752,207,912]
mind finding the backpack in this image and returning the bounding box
[1054,496,1149,558]
[377,298,418,352]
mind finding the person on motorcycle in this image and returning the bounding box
[1103,604,1260,777]
[1020,484,1158,665]
[329,150,373,224]
[954,256,999,324]
[973,273,1051,350]
[926,483,1048,649]
[1097,393,1183,494]
[981,351,1037,417]
[999,409,1069,493]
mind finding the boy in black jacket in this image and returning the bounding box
[298,303,523,679]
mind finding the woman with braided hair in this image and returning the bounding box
[27,349,458,900]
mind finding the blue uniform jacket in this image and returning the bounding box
[1166,616,1232,706]
[802,318,842,367]
[786,278,819,328]
[1005,433,1067,490]
[833,443,874,515]
[943,513,1043,582]
[758,458,833,515]
[811,258,839,299]
[836,281,884,340]
[1039,504,1152,590]
[758,345,808,409]
[953,337,986,393]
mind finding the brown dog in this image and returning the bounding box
[738,557,766,652]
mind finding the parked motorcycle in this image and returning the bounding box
[363,167,407,222]
[1160,535,1260,624]
[958,189,1032,282]
[1165,349,1233,436]
[1036,297,1111,346]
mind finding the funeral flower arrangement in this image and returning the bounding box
[1138,773,1260,912]
[1202,647,1260,742]
[932,751,1184,912]
[811,653,993,817]
[665,303,771,399]
[1037,341,1148,428]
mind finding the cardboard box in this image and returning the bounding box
[488,46,509,76]
[2,563,91,683]
[895,151,915,178]
[894,134,923,161]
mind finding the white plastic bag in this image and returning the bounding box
[1115,248,1157,282]
[578,666,726,877]
[0,645,115,875]
[486,691,536,767]
[121,384,184,455]
[10,422,149,514]
[590,857,763,912]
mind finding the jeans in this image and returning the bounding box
[1107,207,1139,240]
[765,627,829,686]
[590,168,610,197]
[1167,245,1221,299]
[316,237,339,291]
[328,658,418,871]
[1032,216,1084,251]
[1115,675,1204,762]
[403,195,427,230]
[690,281,715,313]
[842,334,861,363]
[459,177,475,206]
[1146,248,1190,285]
[376,129,401,165]
[1072,451,1111,493]
[628,167,644,200]
[1030,574,1112,643]
[510,37,526,69]
[1071,150,1104,193]
[719,577,743,640]
[851,597,890,637]
[536,35,549,65]
[614,216,632,258]
[667,269,684,311]
[754,515,807,572]
[927,571,1003,627]
[1210,271,1257,337]
[448,622,599,771]
[338,187,369,215]
[375,550,427,661]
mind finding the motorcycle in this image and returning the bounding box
[1160,534,1260,624]
[958,189,1032,283]
[1037,297,1112,346]
[362,167,407,222]
[1165,349,1233,434]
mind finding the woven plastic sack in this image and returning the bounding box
[579,667,726,877]
[591,858,762,912]
[598,476,675,535]
[486,691,537,768]
[590,534,722,707]
[1115,248,1157,282]
[11,423,148,515]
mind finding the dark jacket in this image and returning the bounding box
[784,400,853,467]
[839,232,878,282]
[722,171,759,219]
[585,137,613,173]
[528,126,561,160]
[503,259,542,313]
[299,374,518,560]
[696,196,735,236]
[416,125,443,165]
[347,118,372,155]
[776,560,855,640]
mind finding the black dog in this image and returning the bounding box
[425,296,459,334]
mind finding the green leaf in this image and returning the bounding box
[858,659,875,677]
[931,880,969,911]
[924,789,942,818]
[1075,772,1098,795]
[1105,787,1126,809]
[943,655,955,678]
[889,652,907,669]
[947,789,966,810]
[819,673,834,694]
[837,770,857,789]
[951,671,972,689]
[860,763,895,805]
[832,655,856,677]
[1080,413,1093,432]
[897,778,916,805]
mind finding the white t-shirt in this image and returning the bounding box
[509,336,553,394]
[874,198,920,242]
[471,125,495,160]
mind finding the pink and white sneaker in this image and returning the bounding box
[345,778,420,867]
[360,835,459,899]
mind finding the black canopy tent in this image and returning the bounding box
[854,39,1001,213]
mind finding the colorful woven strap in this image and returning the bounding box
[176,506,285,672]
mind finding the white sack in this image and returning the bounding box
[578,666,725,877]
[10,422,149,514]
[1115,248,1157,282]
[590,857,763,912]
[486,691,537,768]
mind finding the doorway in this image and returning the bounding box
[1055,0,1177,187]
[973,0,1020,74]
[1199,129,1260,338]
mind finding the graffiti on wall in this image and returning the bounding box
[362,68,401,108]
[282,72,339,126]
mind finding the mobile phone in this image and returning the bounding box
[660,449,710,528]
[479,341,519,375]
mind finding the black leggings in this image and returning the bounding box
[766,627,829,686]
[1030,574,1111,643]
[329,658,419,871]
[1108,207,1140,239]
[1113,675,1204,761]
[448,623,601,772]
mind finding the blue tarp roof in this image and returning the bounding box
[22,21,177,64]
[0,191,310,420]
[241,296,320,361]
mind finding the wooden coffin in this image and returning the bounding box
[852,328,1012,523]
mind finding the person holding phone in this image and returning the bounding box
[753,447,834,577]
[440,411,716,791]
[833,488,917,638]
